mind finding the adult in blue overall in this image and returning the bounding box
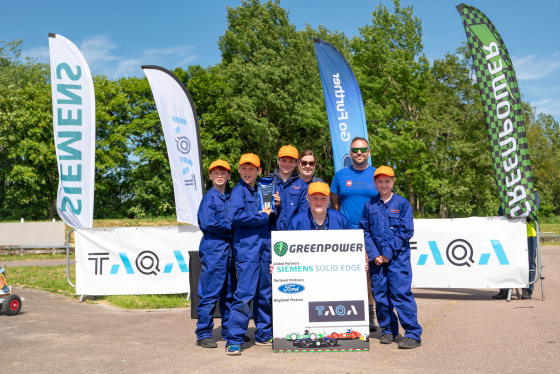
[226,153,274,355]
[196,160,235,348]
[289,182,349,230]
[269,145,309,231]
[359,165,422,349]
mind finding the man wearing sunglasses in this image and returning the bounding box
[330,136,379,331]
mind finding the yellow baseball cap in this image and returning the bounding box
[307,182,330,196]
[238,153,260,168]
[374,165,395,178]
[208,159,231,173]
[278,145,298,159]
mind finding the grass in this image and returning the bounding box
[2,216,190,309]
[4,264,190,309]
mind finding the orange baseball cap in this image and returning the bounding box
[278,145,298,159]
[238,153,260,168]
[374,165,395,178]
[208,159,231,173]
[307,182,330,196]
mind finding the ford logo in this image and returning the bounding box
[278,283,305,294]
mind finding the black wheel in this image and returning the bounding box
[301,339,311,348]
[326,339,335,347]
[3,294,22,315]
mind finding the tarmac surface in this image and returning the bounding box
[2,247,559,373]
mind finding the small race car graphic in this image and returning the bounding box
[285,329,337,348]
[327,329,361,340]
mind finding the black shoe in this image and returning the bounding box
[380,334,394,344]
[492,290,508,299]
[521,289,532,299]
[196,337,218,348]
[398,337,421,349]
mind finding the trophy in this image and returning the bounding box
[258,176,276,214]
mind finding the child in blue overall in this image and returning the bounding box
[196,159,236,349]
[225,153,274,355]
[359,165,422,349]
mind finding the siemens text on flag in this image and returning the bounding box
[48,34,95,229]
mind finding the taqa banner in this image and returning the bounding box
[411,216,528,288]
[271,230,369,352]
[75,226,202,295]
[457,5,537,218]
[142,66,204,225]
[314,39,371,172]
[48,34,95,228]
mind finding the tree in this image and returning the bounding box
[351,0,431,211]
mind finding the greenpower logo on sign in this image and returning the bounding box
[274,241,288,257]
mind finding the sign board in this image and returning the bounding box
[271,230,369,352]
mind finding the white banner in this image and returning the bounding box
[142,66,203,225]
[411,216,528,288]
[48,34,95,229]
[75,226,202,295]
[271,230,369,352]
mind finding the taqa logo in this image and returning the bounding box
[278,283,305,294]
[274,241,288,257]
[308,300,365,323]
[416,239,510,267]
[346,180,352,187]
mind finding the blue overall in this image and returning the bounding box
[196,187,236,341]
[288,208,350,230]
[227,179,272,346]
[359,193,422,341]
[269,170,309,231]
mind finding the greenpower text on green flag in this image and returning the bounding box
[457,4,537,218]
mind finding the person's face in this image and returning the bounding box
[298,155,316,178]
[350,140,370,166]
[209,167,231,188]
[278,156,297,175]
[374,174,395,196]
[238,163,260,186]
[307,193,329,215]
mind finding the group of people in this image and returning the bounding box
[195,138,422,355]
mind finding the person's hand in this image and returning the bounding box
[273,192,281,206]
[365,253,370,272]
[261,207,273,215]
[373,256,384,266]
[269,264,274,274]
[381,255,390,263]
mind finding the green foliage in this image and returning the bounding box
[1,1,559,219]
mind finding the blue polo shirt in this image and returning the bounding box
[330,165,378,228]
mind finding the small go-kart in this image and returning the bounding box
[0,268,23,316]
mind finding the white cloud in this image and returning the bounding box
[22,34,199,79]
[532,97,560,119]
[113,46,199,78]
[23,45,50,62]
[512,52,560,80]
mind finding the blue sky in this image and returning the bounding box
[2,0,559,120]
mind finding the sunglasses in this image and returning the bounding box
[300,161,316,167]
[351,147,369,154]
